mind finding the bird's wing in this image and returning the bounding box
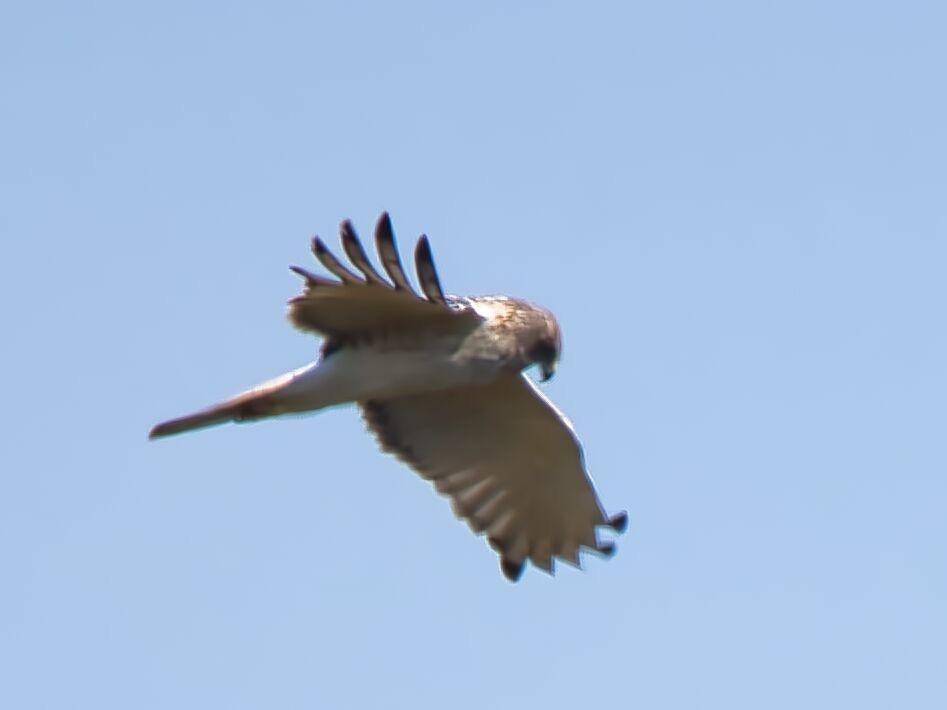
[360,373,627,580]
[288,213,481,349]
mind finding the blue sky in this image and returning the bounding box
[2,1,945,708]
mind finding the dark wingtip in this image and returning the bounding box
[376,211,393,237]
[339,220,360,248]
[501,557,525,582]
[374,212,414,292]
[311,236,328,255]
[414,235,446,303]
[339,219,388,284]
[289,264,313,279]
[415,235,434,269]
[596,541,617,557]
[289,265,333,288]
[607,511,629,534]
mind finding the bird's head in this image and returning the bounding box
[526,313,562,382]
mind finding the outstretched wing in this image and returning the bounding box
[288,213,480,351]
[360,374,627,580]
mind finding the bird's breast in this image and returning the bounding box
[319,345,502,403]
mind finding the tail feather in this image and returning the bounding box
[149,361,325,440]
[149,401,249,439]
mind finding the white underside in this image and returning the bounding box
[244,347,502,415]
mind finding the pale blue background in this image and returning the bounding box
[2,2,945,708]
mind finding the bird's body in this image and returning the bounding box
[151,213,626,580]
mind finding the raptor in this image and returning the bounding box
[151,213,626,580]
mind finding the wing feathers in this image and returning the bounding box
[340,220,388,285]
[433,468,484,494]
[360,374,625,580]
[374,212,414,292]
[607,511,629,533]
[287,213,481,342]
[414,236,446,304]
[501,558,526,582]
[288,265,336,288]
[312,237,363,284]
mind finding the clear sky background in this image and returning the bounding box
[2,2,945,708]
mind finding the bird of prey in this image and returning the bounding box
[150,213,626,580]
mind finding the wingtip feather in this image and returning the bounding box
[289,265,335,288]
[374,213,414,292]
[310,234,363,284]
[607,511,629,534]
[414,235,446,304]
[501,557,526,582]
[340,220,387,284]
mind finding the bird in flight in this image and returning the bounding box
[150,213,627,580]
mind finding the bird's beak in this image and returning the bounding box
[540,362,556,382]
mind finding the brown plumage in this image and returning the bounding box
[151,213,626,580]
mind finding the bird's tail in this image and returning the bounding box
[149,361,324,439]
[149,400,251,439]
